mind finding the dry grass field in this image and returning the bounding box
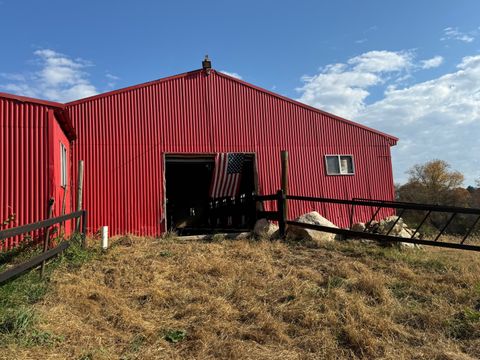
[1,235,480,359]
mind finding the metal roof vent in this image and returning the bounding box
[202,55,212,75]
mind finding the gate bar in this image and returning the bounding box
[461,215,480,244]
[364,207,381,232]
[386,208,406,236]
[434,213,457,241]
[411,210,431,239]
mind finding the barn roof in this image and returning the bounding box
[1,68,398,145]
[0,92,76,141]
[0,91,65,109]
[65,69,397,145]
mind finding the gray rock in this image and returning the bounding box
[377,216,404,235]
[351,222,366,232]
[286,211,341,242]
[253,218,279,239]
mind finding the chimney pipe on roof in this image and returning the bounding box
[202,55,212,75]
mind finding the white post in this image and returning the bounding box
[101,226,108,250]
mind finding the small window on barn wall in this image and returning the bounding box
[60,143,67,187]
[325,155,354,175]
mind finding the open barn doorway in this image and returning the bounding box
[165,154,257,235]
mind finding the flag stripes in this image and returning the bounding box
[209,153,244,198]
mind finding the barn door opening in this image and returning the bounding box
[165,154,256,235]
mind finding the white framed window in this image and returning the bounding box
[60,143,67,187]
[325,155,354,175]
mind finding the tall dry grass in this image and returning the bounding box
[2,235,480,359]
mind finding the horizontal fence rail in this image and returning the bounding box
[255,191,480,252]
[0,242,70,284]
[0,210,87,285]
[0,211,86,241]
[287,195,480,215]
[285,221,480,252]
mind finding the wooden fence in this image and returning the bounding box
[0,210,87,285]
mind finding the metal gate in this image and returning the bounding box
[256,190,480,252]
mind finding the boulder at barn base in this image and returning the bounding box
[286,211,342,243]
[351,222,366,232]
[253,218,279,240]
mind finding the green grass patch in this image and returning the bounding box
[0,235,97,347]
[164,329,187,343]
[445,308,480,340]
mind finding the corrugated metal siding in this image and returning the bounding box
[0,98,50,249]
[67,70,396,236]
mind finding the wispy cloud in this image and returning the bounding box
[0,49,98,102]
[105,72,120,89]
[296,51,480,185]
[296,50,414,119]
[441,27,475,43]
[355,38,368,44]
[219,70,242,79]
[420,55,444,69]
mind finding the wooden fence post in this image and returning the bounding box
[40,198,55,278]
[277,190,286,238]
[76,160,84,232]
[281,150,289,218]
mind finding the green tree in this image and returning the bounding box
[404,159,465,205]
[397,160,470,233]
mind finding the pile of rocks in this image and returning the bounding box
[253,212,421,249]
[352,215,420,248]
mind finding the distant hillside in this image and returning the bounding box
[1,236,480,359]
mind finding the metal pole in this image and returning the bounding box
[76,160,84,232]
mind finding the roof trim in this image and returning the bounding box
[0,92,65,109]
[65,69,204,106]
[214,71,398,144]
[65,68,397,144]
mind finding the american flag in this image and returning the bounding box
[209,153,245,199]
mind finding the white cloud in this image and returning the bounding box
[355,38,367,44]
[421,55,444,69]
[441,27,475,43]
[0,49,98,102]
[219,70,242,79]
[347,50,414,73]
[297,51,480,185]
[296,50,414,119]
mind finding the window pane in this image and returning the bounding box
[63,147,67,185]
[340,156,354,174]
[326,156,340,174]
[60,143,67,186]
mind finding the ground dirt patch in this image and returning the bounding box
[2,236,480,359]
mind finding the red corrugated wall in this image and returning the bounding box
[0,96,73,250]
[66,69,396,236]
[1,97,49,249]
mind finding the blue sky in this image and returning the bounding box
[1,0,480,185]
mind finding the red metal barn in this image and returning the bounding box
[0,93,75,249]
[1,65,398,242]
[65,68,397,235]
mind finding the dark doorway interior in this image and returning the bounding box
[165,154,256,234]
